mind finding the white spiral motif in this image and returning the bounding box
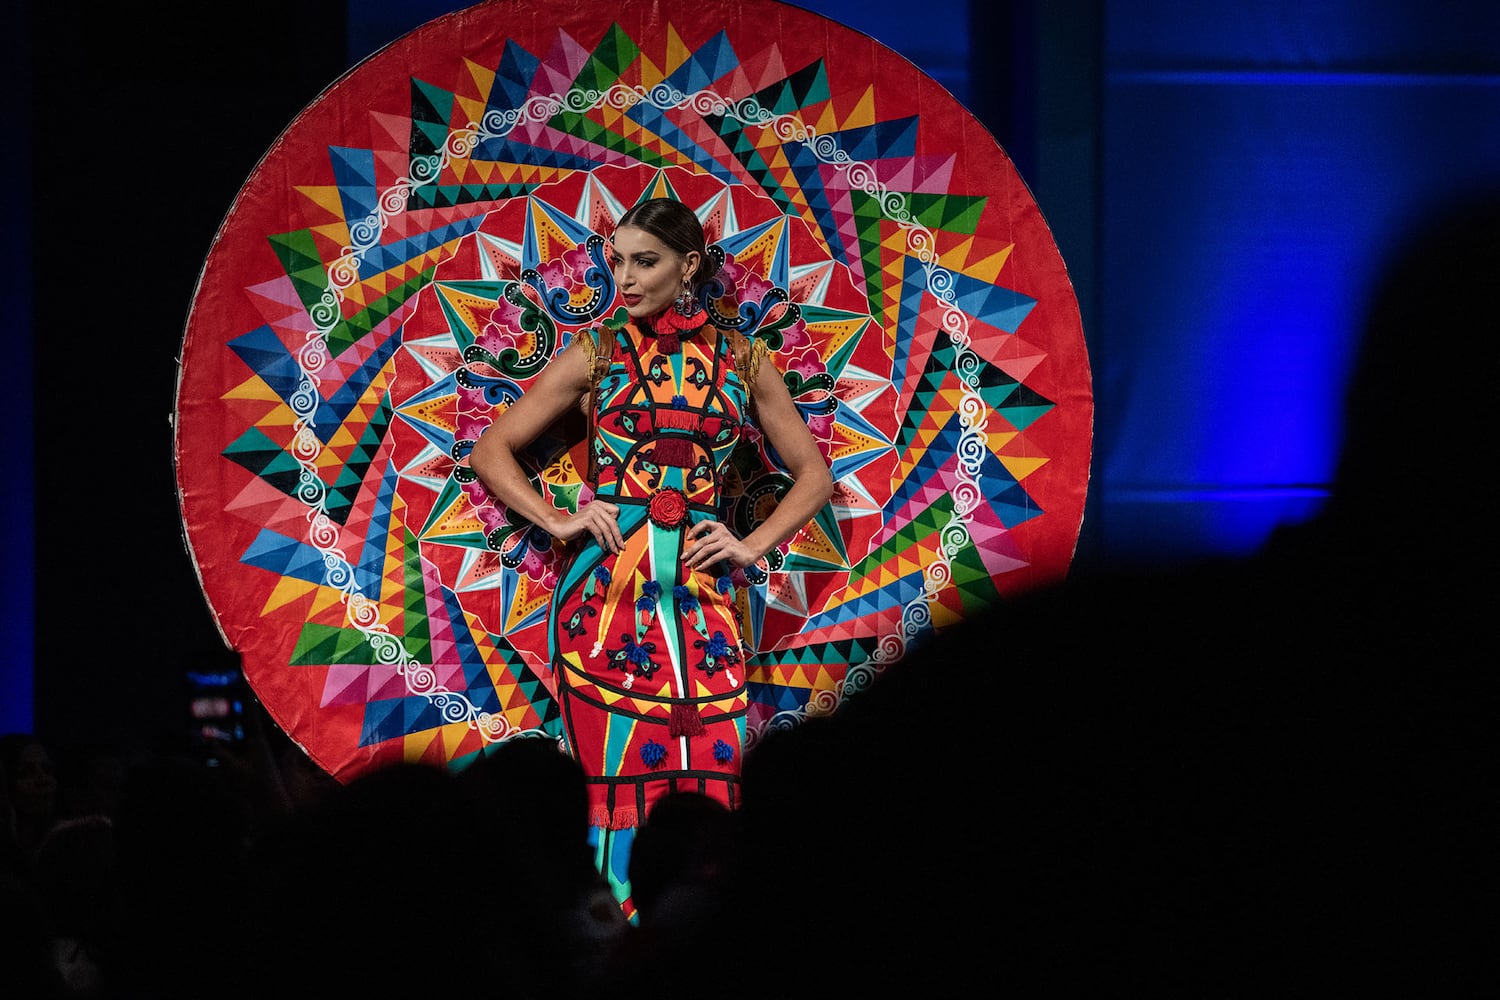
[525,94,564,123]
[475,712,512,740]
[348,213,382,252]
[287,427,318,464]
[379,182,412,219]
[869,631,907,665]
[293,469,324,507]
[646,83,682,107]
[843,160,877,191]
[345,593,381,629]
[842,663,878,697]
[409,153,443,184]
[446,127,480,159]
[922,555,953,598]
[950,479,983,520]
[809,133,848,163]
[308,292,341,331]
[435,695,472,724]
[806,687,840,717]
[306,511,340,549]
[296,334,330,376]
[940,512,973,556]
[688,90,729,117]
[480,107,521,135]
[320,553,353,589]
[404,660,438,693]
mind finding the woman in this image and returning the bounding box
[469,198,832,911]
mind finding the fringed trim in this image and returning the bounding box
[744,336,771,395]
[649,435,697,467]
[660,401,699,434]
[610,805,640,831]
[588,803,612,828]
[670,702,706,738]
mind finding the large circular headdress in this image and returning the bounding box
[174,0,1092,780]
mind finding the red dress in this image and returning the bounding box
[551,312,759,846]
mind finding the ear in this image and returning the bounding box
[681,250,700,283]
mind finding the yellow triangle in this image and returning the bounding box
[294,184,346,220]
[402,727,441,763]
[455,94,488,131]
[396,393,459,433]
[441,720,474,757]
[223,376,286,403]
[838,85,878,131]
[986,428,1018,451]
[325,422,360,449]
[638,50,666,88]
[787,513,843,567]
[998,454,1050,482]
[260,575,318,615]
[311,221,353,247]
[311,583,352,619]
[812,101,841,136]
[426,492,488,541]
[662,25,690,76]
[964,243,1015,285]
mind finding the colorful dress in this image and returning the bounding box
[550,312,766,911]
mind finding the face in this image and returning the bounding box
[610,225,699,319]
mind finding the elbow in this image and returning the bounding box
[813,464,834,506]
[468,430,506,488]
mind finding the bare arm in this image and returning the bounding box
[468,337,625,552]
[685,354,834,571]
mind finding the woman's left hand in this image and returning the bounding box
[684,518,759,571]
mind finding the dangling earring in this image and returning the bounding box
[673,278,696,317]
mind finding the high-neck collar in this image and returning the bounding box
[641,303,707,353]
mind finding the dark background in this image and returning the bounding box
[11,1,1499,757]
[24,2,350,752]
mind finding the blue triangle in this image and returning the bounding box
[329,146,379,229]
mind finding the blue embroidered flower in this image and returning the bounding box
[594,566,611,585]
[673,584,691,602]
[641,740,668,769]
[642,580,662,600]
[712,739,734,765]
[626,641,653,667]
[671,394,688,409]
[692,631,740,676]
[704,631,731,657]
[675,585,699,614]
[636,594,657,613]
[715,575,732,595]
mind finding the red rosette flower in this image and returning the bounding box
[647,487,689,529]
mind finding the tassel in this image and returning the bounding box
[670,702,706,738]
[588,804,611,828]
[650,436,696,467]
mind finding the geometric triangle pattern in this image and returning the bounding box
[174,0,1092,784]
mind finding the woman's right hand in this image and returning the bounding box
[556,499,624,554]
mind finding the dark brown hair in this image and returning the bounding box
[615,197,721,292]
